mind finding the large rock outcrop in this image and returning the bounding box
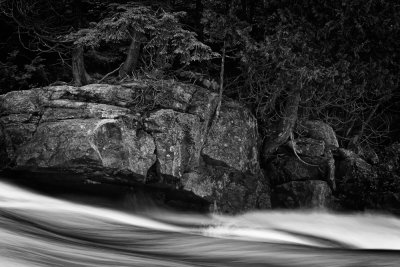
[0,80,269,213]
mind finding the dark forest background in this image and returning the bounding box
[1,0,400,208]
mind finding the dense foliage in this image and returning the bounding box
[1,0,400,147]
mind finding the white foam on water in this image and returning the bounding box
[204,211,400,249]
[1,180,400,250]
[0,181,183,233]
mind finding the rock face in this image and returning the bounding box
[271,180,332,209]
[290,138,325,157]
[336,148,377,180]
[268,153,326,186]
[299,120,339,148]
[267,120,338,209]
[144,109,202,180]
[334,148,378,210]
[202,102,259,174]
[181,166,270,213]
[180,101,271,213]
[268,150,333,209]
[0,80,268,213]
[16,118,156,179]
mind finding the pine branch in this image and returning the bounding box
[98,62,124,83]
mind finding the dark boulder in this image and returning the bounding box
[298,120,339,148]
[182,166,270,214]
[271,180,333,209]
[267,120,340,209]
[268,153,327,186]
[289,138,325,157]
[335,148,378,210]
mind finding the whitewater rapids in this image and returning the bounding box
[0,180,400,266]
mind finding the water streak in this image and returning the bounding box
[0,180,399,267]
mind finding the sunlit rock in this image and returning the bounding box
[144,109,202,180]
[152,81,197,111]
[0,89,41,115]
[202,101,260,174]
[187,87,219,122]
[0,81,270,213]
[15,118,156,180]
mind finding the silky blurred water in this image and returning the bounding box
[0,180,400,267]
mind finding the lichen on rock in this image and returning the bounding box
[0,80,270,213]
[202,101,260,174]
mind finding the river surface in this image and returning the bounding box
[0,179,400,267]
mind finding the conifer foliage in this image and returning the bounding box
[65,2,217,80]
[1,0,400,149]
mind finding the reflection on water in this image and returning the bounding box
[0,180,400,267]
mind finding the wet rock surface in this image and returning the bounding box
[0,81,266,213]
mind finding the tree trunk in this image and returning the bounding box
[215,40,226,119]
[262,89,301,163]
[248,0,255,22]
[225,0,231,13]
[240,0,247,20]
[119,31,142,79]
[71,0,90,86]
[72,45,90,86]
[195,0,204,40]
[72,0,84,27]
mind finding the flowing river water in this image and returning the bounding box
[0,179,400,267]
